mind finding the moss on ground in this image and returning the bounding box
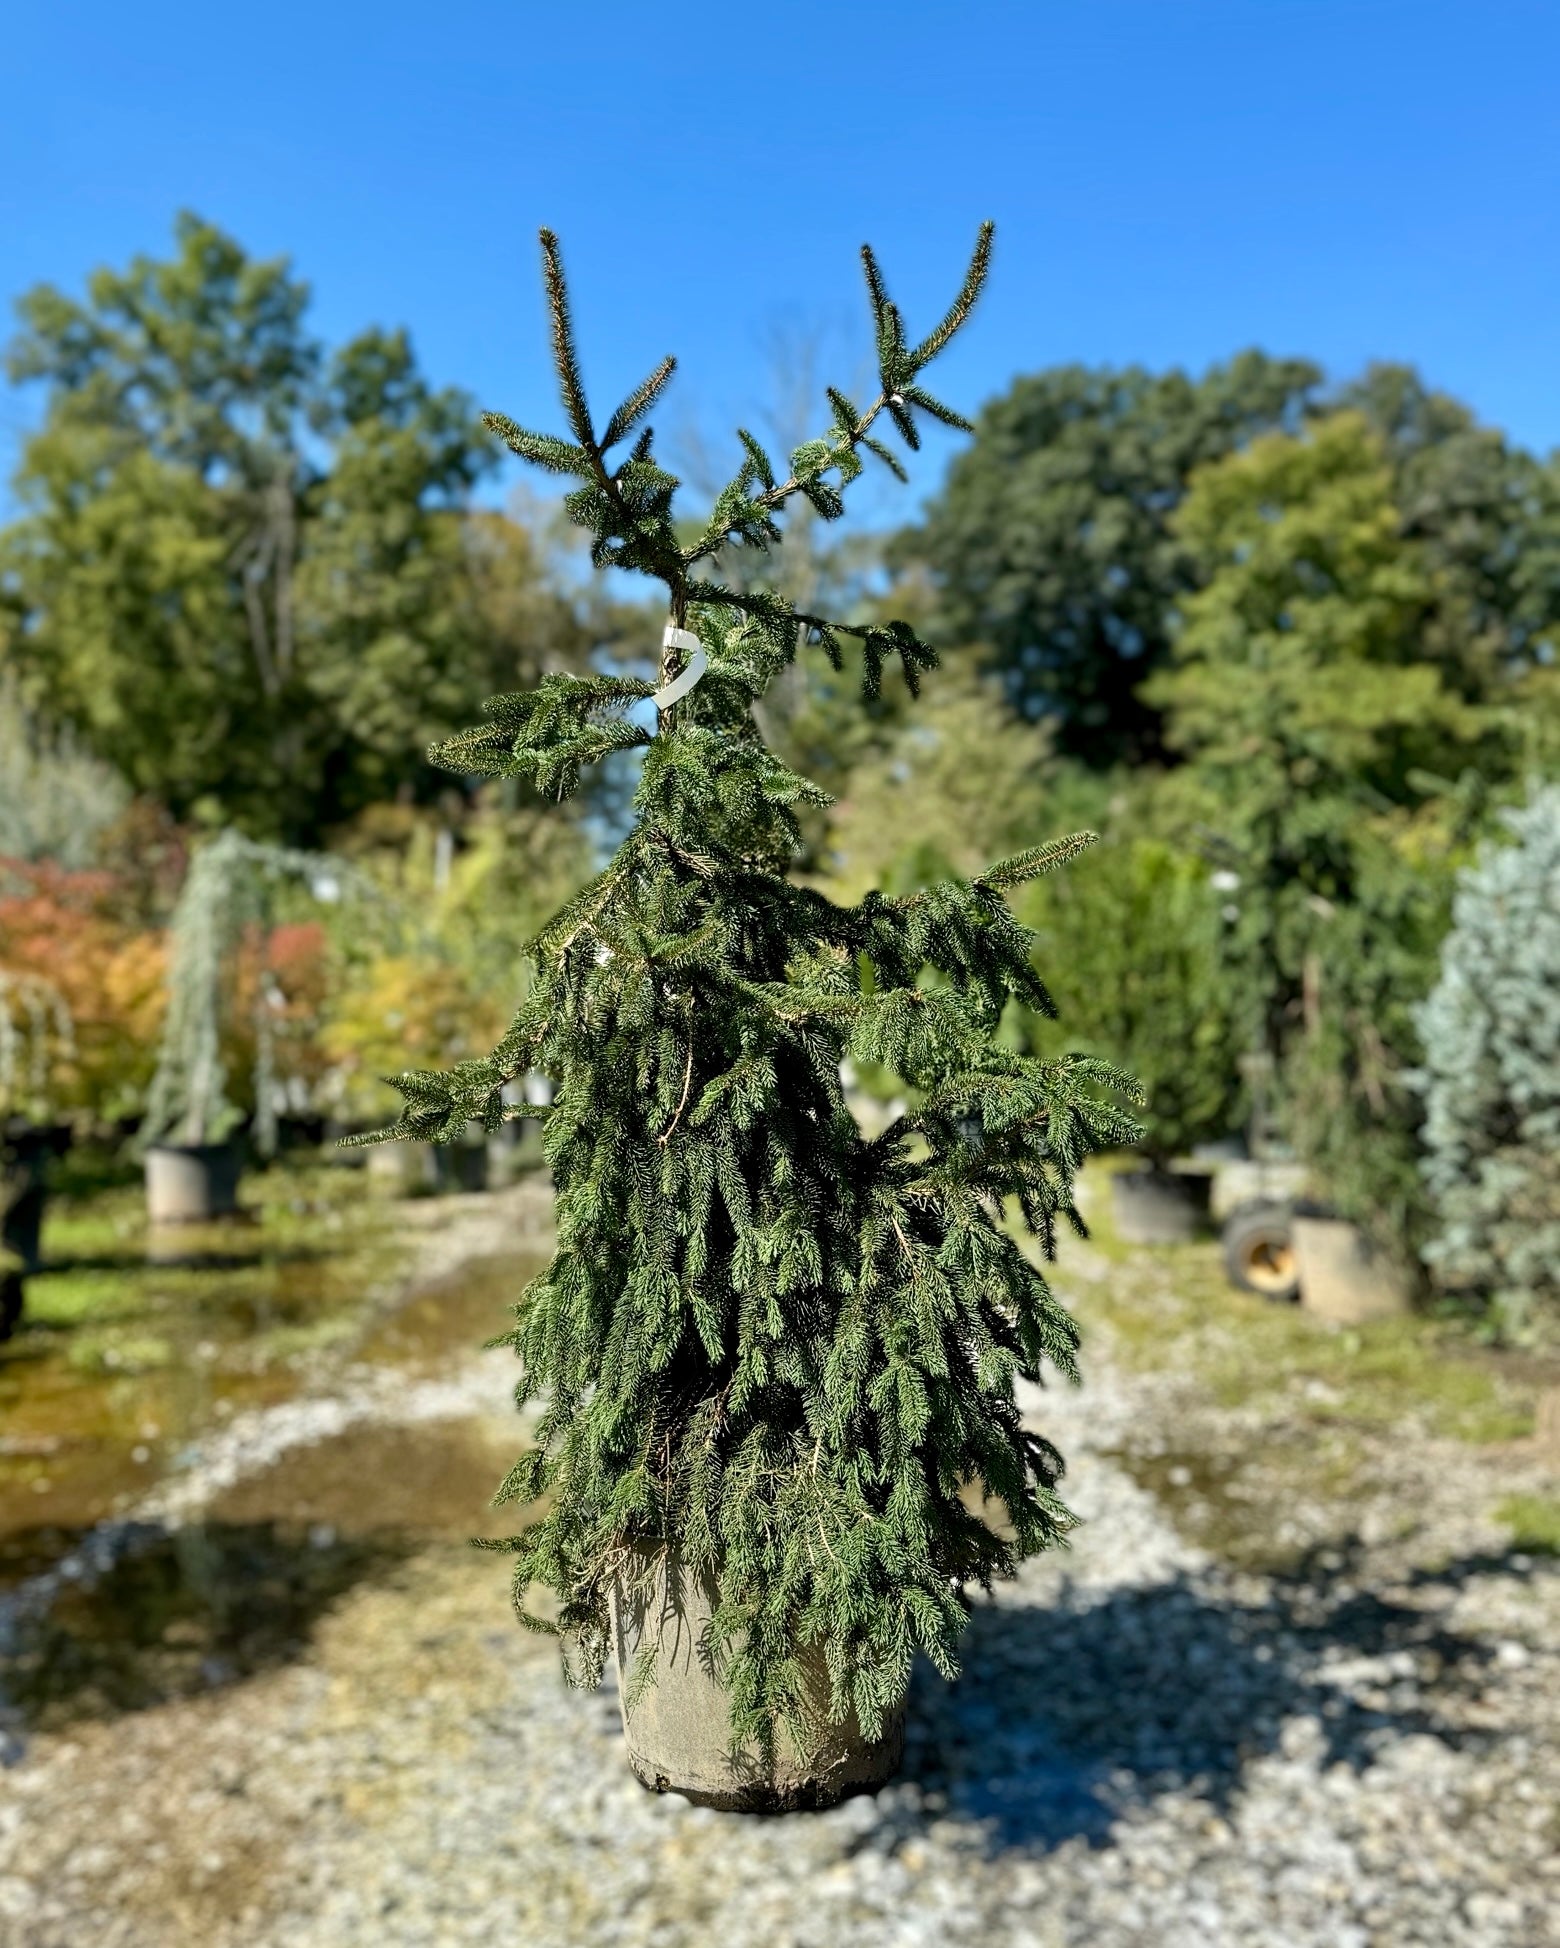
[1497,1493,1560,1556]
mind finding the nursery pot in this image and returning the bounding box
[1,1123,69,1276]
[487,1118,546,1187]
[610,1547,905,1813]
[144,1141,242,1224]
[1292,1216,1412,1325]
[366,1140,438,1194]
[1110,1165,1213,1245]
[434,1136,489,1195]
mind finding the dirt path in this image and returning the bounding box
[1,1191,1557,1947]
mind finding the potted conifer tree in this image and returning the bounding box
[143,830,348,1221]
[363,225,1140,1810]
[1412,783,1560,1340]
[1019,836,1234,1244]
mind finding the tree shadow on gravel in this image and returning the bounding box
[892,1539,1546,1855]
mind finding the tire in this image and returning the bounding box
[1221,1200,1299,1303]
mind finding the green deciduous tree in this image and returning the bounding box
[1,214,587,841]
[1145,412,1498,1253]
[906,353,1320,766]
[365,224,1141,1752]
[816,662,1058,903]
[1344,363,1560,707]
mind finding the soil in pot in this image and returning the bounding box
[610,1547,905,1812]
[1110,1165,1213,1246]
[144,1142,243,1224]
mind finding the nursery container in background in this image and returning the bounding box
[435,1132,489,1194]
[1,1123,70,1337]
[1,1122,70,1273]
[1110,1164,1213,1244]
[1293,1217,1412,1325]
[367,1140,439,1194]
[144,1140,243,1223]
[367,1125,489,1195]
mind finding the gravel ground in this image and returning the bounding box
[0,1194,1557,1948]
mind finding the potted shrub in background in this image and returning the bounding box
[1021,836,1238,1244]
[0,969,73,1337]
[363,224,1141,1808]
[142,829,350,1221]
[324,951,501,1195]
[1413,782,1560,1344]
[319,798,579,1193]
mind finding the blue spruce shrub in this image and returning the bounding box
[1414,784,1560,1338]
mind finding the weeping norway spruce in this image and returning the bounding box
[360,222,1142,1807]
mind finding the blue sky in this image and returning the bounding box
[4,0,1558,524]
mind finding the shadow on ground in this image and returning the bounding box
[893,1540,1546,1854]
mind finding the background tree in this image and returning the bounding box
[1017,834,1239,1166]
[0,676,128,869]
[1,214,593,841]
[143,830,358,1154]
[814,661,1058,903]
[321,788,594,1127]
[904,352,1319,766]
[1144,412,1498,1252]
[1414,783,1560,1342]
[1344,363,1560,708]
[0,859,165,1128]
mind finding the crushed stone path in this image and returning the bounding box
[0,1203,1557,1948]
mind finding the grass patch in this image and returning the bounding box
[0,1154,444,1590]
[28,1157,402,1350]
[66,1332,176,1376]
[1060,1161,1534,1447]
[1497,1493,1560,1556]
[2,1154,414,1452]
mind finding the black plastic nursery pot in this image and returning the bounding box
[1,1122,71,1274]
[1110,1164,1214,1245]
[143,1140,243,1224]
[1,1123,72,1341]
[434,1139,489,1195]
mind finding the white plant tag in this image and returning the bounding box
[652,626,708,710]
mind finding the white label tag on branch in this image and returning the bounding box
[653,625,708,710]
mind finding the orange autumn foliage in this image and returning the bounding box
[0,858,166,1123]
